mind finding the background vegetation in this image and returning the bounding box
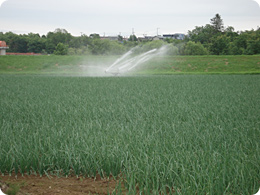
[0,14,260,56]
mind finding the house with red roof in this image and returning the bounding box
[0,41,9,55]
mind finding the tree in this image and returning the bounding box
[166,44,179,55]
[209,35,230,55]
[245,39,260,55]
[224,26,238,41]
[108,41,125,55]
[89,33,100,39]
[27,37,46,53]
[90,39,110,55]
[47,28,72,46]
[12,35,28,53]
[228,42,244,55]
[210,13,224,32]
[54,43,68,55]
[184,41,209,55]
[128,35,137,41]
[69,35,90,48]
[187,24,215,45]
[118,35,123,42]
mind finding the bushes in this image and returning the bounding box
[184,41,209,55]
[89,39,126,55]
[209,35,230,55]
[166,44,179,55]
[68,46,91,55]
[54,43,68,55]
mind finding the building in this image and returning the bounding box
[163,33,185,40]
[0,41,9,55]
[139,36,164,41]
[100,36,119,41]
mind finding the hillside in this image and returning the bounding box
[0,55,259,75]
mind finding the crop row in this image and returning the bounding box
[0,75,259,194]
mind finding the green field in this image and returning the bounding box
[0,75,259,194]
[0,55,260,75]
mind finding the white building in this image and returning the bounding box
[0,41,9,55]
[163,34,185,40]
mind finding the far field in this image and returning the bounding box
[0,55,260,75]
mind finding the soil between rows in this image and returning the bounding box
[0,174,126,195]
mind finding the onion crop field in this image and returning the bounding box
[0,75,260,194]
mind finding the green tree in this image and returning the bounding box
[128,35,137,41]
[44,40,56,54]
[166,44,179,55]
[224,26,238,42]
[245,39,260,55]
[54,43,68,55]
[209,35,230,55]
[89,39,125,55]
[1,32,28,53]
[69,35,90,48]
[27,38,45,53]
[118,35,123,42]
[89,33,100,39]
[231,30,260,55]
[90,39,110,55]
[228,42,244,55]
[12,35,28,53]
[47,28,72,46]
[184,41,209,55]
[187,24,215,45]
[210,13,224,32]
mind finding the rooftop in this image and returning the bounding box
[0,41,8,48]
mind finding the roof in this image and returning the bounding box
[0,41,7,47]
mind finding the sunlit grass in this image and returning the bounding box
[140,55,260,74]
[0,55,260,75]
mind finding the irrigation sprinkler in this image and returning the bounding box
[105,48,159,75]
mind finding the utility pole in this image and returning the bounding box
[157,28,160,36]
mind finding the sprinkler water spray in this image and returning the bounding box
[105,47,163,76]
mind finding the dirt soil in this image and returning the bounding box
[0,173,126,195]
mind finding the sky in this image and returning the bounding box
[0,0,260,37]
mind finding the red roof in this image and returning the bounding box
[0,41,7,47]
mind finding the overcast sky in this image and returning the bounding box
[0,0,260,37]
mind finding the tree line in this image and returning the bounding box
[0,14,260,55]
[187,14,260,55]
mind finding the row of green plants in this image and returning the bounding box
[0,14,260,56]
[0,75,259,194]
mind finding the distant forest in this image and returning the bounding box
[0,14,260,55]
